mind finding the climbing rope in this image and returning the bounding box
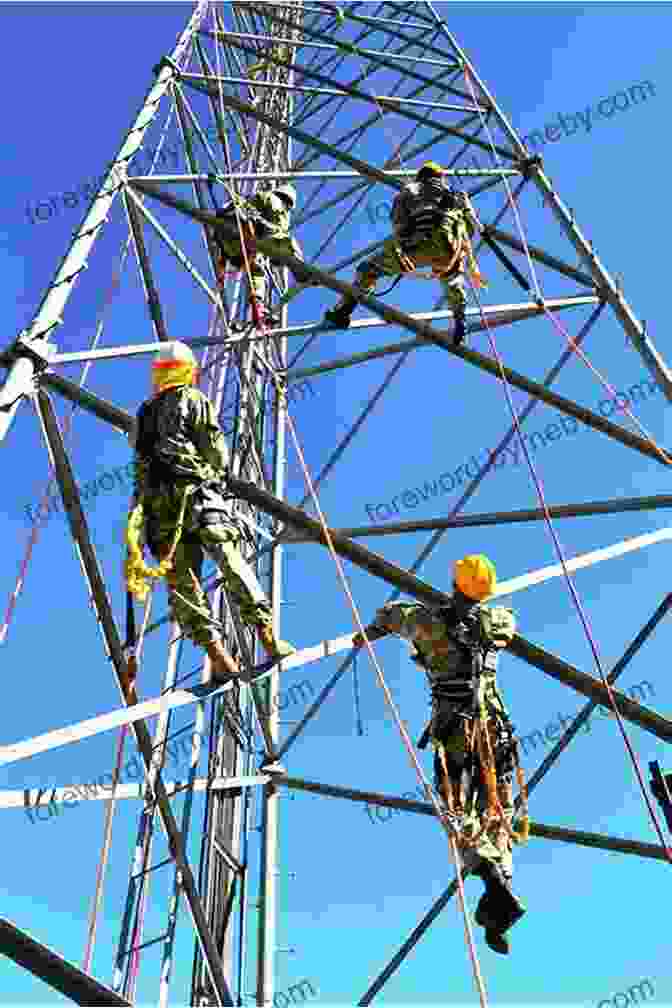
[228,178,490,996]
[224,54,510,970]
[216,46,495,995]
[82,724,129,974]
[462,67,670,468]
[459,65,672,862]
[272,370,490,1008]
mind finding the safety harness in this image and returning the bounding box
[390,185,487,288]
[415,603,529,846]
[124,389,229,604]
[215,190,285,244]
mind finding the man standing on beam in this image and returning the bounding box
[211,183,312,327]
[124,341,295,685]
[353,554,527,955]
[323,161,482,344]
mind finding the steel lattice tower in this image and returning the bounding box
[1,3,672,1006]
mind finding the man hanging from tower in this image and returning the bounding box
[353,554,527,955]
[323,161,483,345]
[125,341,295,686]
[210,183,312,326]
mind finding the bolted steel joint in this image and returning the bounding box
[10,334,57,374]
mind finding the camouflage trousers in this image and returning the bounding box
[335,225,468,315]
[432,708,515,877]
[144,488,272,648]
[217,233,305,300]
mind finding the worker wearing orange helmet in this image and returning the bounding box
[353,554,526,955]
[323,161,479,344]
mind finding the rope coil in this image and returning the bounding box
[125,485,193,603]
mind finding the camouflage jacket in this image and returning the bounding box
[133,386,230,503]
[374,599,515,712]
[249,190,292,239]
[218,190,293,240]
[391,181,477,242]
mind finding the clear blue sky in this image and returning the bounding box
[1,3,671,1006]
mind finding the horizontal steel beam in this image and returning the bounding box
[129,169,521,182]
[278,777,670,861]
[280,775,432,812]
[284,495,672,541]
[528,821,670,862]
[50,342,167,365]
[284,297,599,380]
[9,775,269,813]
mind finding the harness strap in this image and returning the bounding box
[393,241,416,273]
[430,233,465,279]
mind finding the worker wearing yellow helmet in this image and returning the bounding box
[323,160,479,344]
[125,341,294,686]
[353,554,526,956]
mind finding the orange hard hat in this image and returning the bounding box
[454,554,497,600]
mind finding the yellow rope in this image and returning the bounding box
[124,486,193,603]
[464,235,488,289]
[512,752,530,844]
[393,241,416,273]
[475,705,530,846]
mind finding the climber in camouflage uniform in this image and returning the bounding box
[212,183,311,325]
[127,341,294,685]
[353,555,526,956]
[323,161,479,345]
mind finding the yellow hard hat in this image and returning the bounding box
[454,554,497,601]
[418,160,443,176]
[151,340,198,393]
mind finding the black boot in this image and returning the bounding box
[475,892,510,955]
[473,861,526,952]
[324,302,355,328]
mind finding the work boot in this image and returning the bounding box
[475,893,510,955]
[257,623,296,662]
[204,640,240,685]
[473,860,526,951]
[323,302,355,328]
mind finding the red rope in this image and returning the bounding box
[231,192,490,999]
[462,66,672,861]
[278,382,491,1008]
